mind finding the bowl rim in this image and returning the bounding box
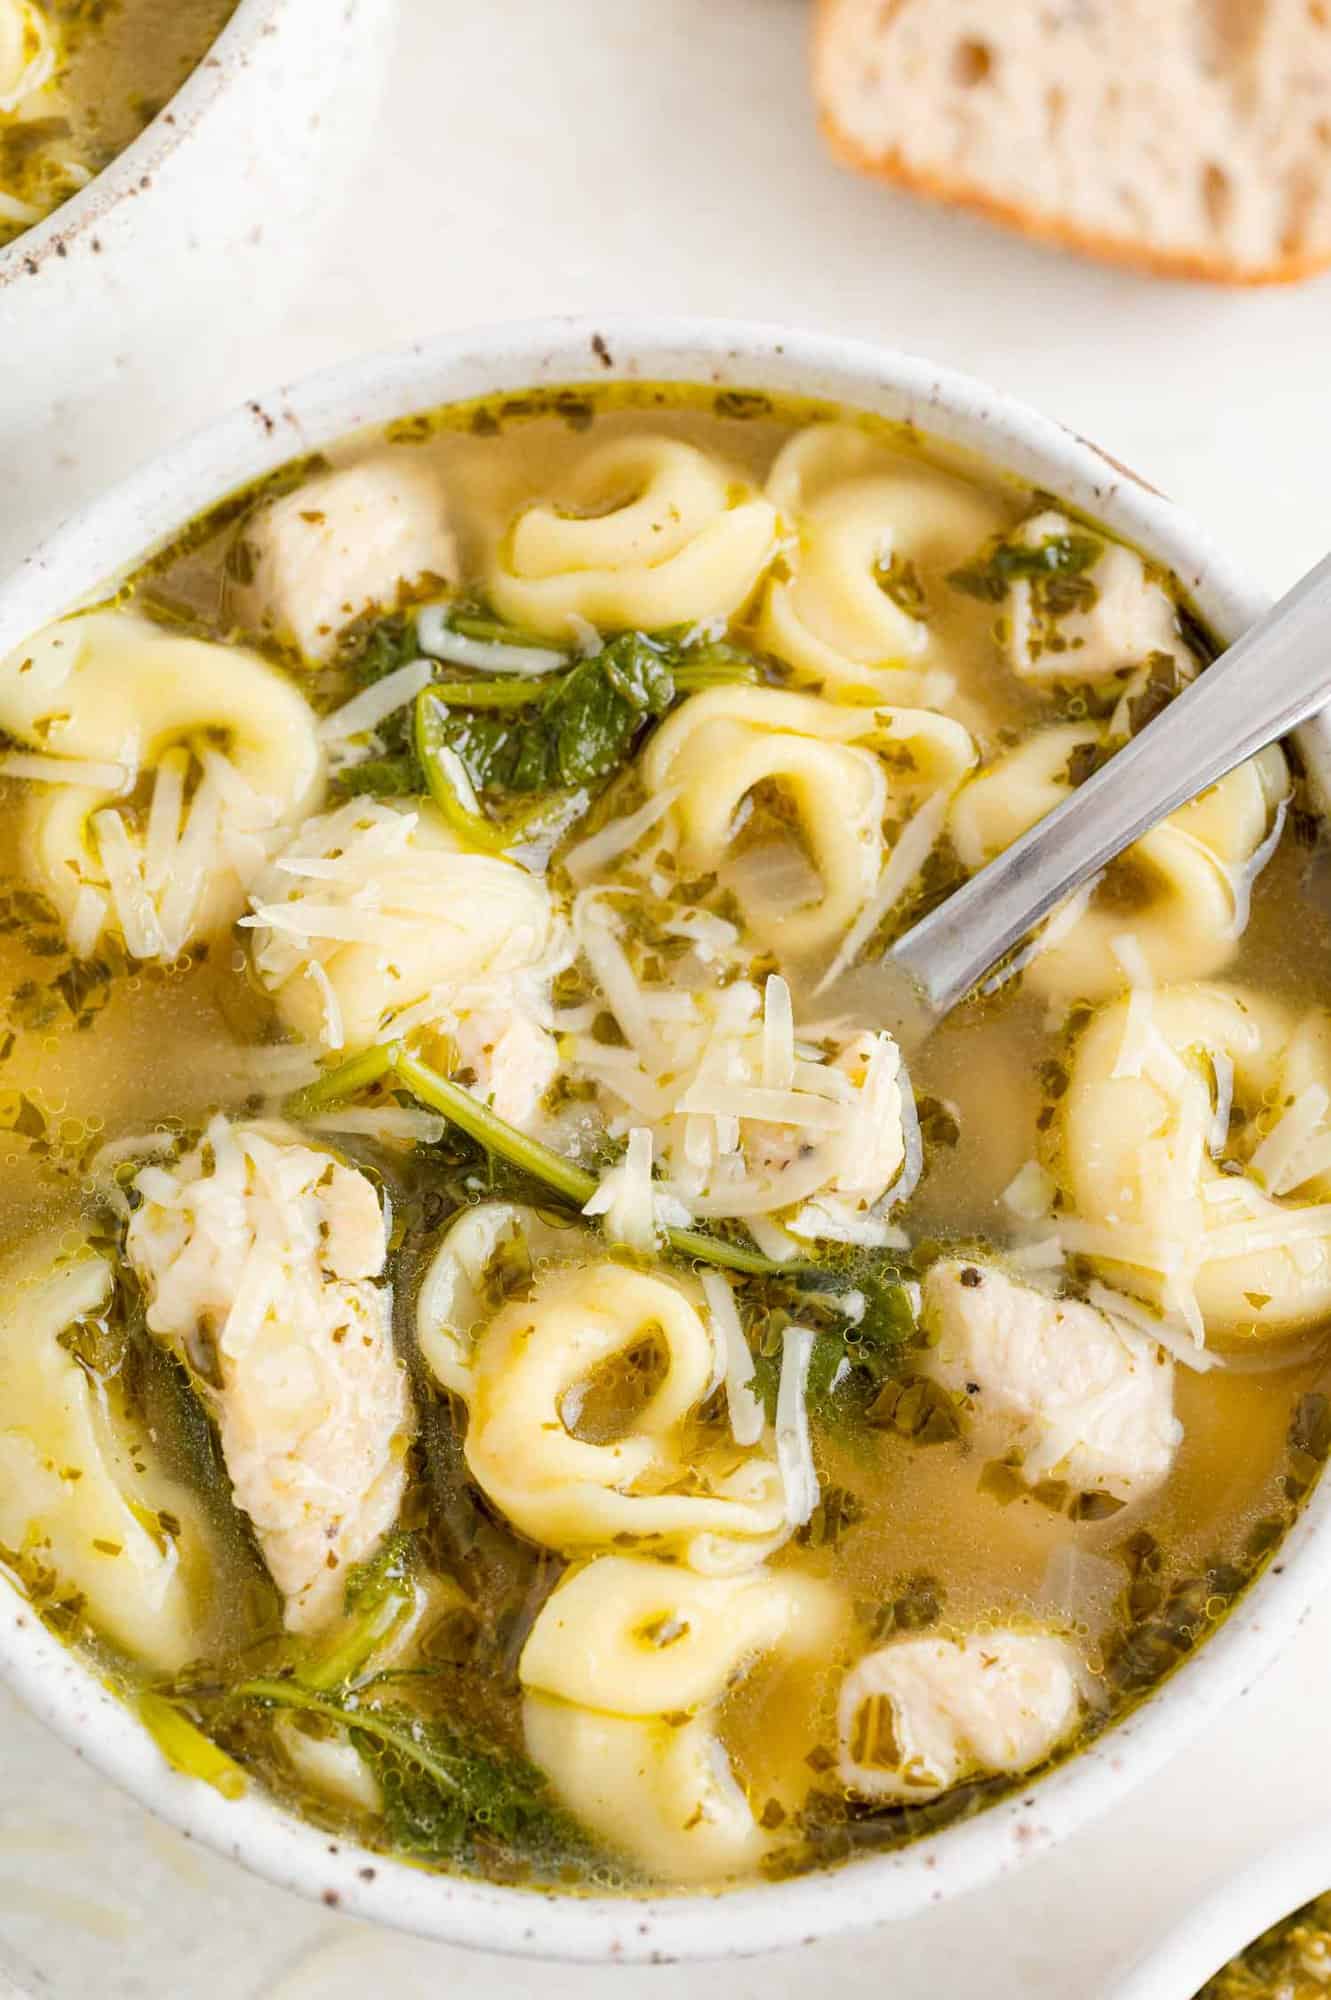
[3,313,1328,1965]
[0,0,285,284]
[1105,1820,1331,1999]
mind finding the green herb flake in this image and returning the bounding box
[947,530,1102,606]
[874,552,928,621]
[236,1680,605,1877]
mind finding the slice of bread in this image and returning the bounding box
[814,0,1331,284]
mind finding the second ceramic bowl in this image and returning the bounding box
[0,0,396,571]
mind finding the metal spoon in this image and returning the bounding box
[823,549,1331,1042]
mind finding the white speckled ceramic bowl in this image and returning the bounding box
[0,0,396,573]
[2,318,1329,1964]
[1107,1821,1331,1999]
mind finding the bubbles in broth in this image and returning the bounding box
[0,383,1328,1894]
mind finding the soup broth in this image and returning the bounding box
[0,0,239,248]
[1,385,1328,1894]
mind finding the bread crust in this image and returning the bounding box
[812,0,1331,288]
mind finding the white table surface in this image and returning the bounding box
[5,2,1331,1993]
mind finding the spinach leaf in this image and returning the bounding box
[349,615,421,684]
[335,755,422,798]
[417,631,675,800]
[294,1532,421,1693]
[235,1679,605,1877]
[1123,648,1187,737]
[334,612,760,819]
[343,1530,417,1616]
[947,529,1102,605]
[746,1260,917,1433]
[331,615,428,795]
[361,1710,587,1871]
[543,632,675,785]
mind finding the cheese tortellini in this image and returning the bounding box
[640,685,975,959]
[0,1238,212,1671]
[414,1200,592,1396]
[921,1260,1180,1502]
[759,422,1009,695]
[521,1556,843,1883]
[949,728,1290,1000]
[125,1117,413,1631]
[484,435,778,639]
[0,611,325,962]
[246,797,560,1113]
[459,1260,788,1569]
[1055,983,1331,1342]
[0,1,54,121]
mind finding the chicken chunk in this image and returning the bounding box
[783,1030,909,1244]
[838,1630,1087,1801]
[451,1006,560,1133]
[124,1117,413,1632]
[1002,510,1187,687]
[240,457,457,665]
[921,1261,1180,1502]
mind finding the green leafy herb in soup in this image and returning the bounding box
[0,0,239,248]
[1198,1892,1331,1997]
[2,385,1330,1894]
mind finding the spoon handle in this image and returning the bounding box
[891,548,1331,1016]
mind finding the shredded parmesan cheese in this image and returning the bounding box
[1249,1084,1331,1195]
[817,784,956,994]
[156,774,221,957]
[702,1271,765,1447]
[318,658,434,743]
[92,808,164,960]
[1222,794,1289,939]
[142,747,188,893]
[0,751,132,791]
[1085,1281,1218,1373]
[882,1048,923,1208]
[305,959,345,1052]
[415,605,566,676]
[1002,1161,1057,1223]
[1207,1050,1235,1159]
[775,1326,818,1528]
[1112,932,1154,990]
[307,1107,448,1146]
[761,974,795,1091]
[564,789,679,885]
[582,1127,659,1253]
[67,883,107,960]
